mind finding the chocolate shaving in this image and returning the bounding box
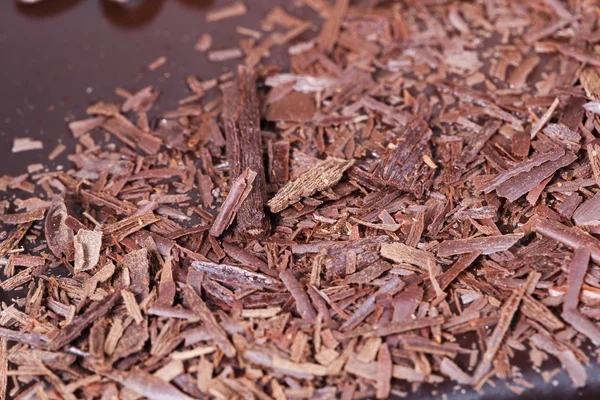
[438,234,523,257]
[12,137,43,153]
[317,0,348,53]
[0,209,44,224]
[182,285,236,357]
[381,243,437,271]
[205,2,247,22]
[209,169,256,237]
[73,229,102,273]
[268,157,354,213]
[191,260,279,290]
[279,270,317,322]
[48,291,121,351]
[495,151,577,201]
[472,274,535,384]
[104,369,193,400]
[44,197,73,258]
[221,66,268,238]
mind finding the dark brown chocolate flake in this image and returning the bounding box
[48,291,121,351]
[209,168,256,237]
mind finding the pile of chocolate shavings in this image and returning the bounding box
[3,0,600,399]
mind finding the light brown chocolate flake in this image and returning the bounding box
[73,229,102,273]
[507,55,540,89]
[530,97,560,139]
[148,56,167,71]
[182,285,236,358]
[205,2,247,22]
[104,369,194,400]
[47,143,66,161]
[191,260,279,290]
[194,33,213,52]
[472,274,535,384]
[208,48,243,62]
[438,234,523,257]
[440,357,471,385]
[121,290,144,324]
[44,197,73,258]
[48,291,121,351]
[376,344,392,399]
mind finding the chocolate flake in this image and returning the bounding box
[279,270,317,322]
[438,234,523,257]
[209,168,256,237]
[472,274,535,384]
[44,197,73,258]
[73,229,102,273]
[182,286,236,357]
[221,66,268,238]
[48,291,121,351]
[191,260,279,290]
[205,2,247,22]
[268,157,354,213]
[0,209,44,224]
[381,243,437,271]
[12,137,43,153]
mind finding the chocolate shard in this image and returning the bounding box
[73,229,103,273]
[380,242,437,271]
[375,118,432,197]
[317,0,348,53]
[191,260,280,290]
[0,209,45,224]
[48,291,121,351]
[564,247,591,310]
[536,219,600,264]
[454,120,501,169]
[268,157,354,213]
[495,151,577,201]
[477,149,565,193]
[221,66,268,238]
[340,276,404,331]
[210,168,256,237]
[438,234,523,257]
[572,193,600,226]
[104,369,194,400]
[44,197,74,258]
[182,285,236,358]
[472,274,535,384]
[279,270,317,322]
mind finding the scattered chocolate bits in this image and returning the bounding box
[4,0,600,399]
